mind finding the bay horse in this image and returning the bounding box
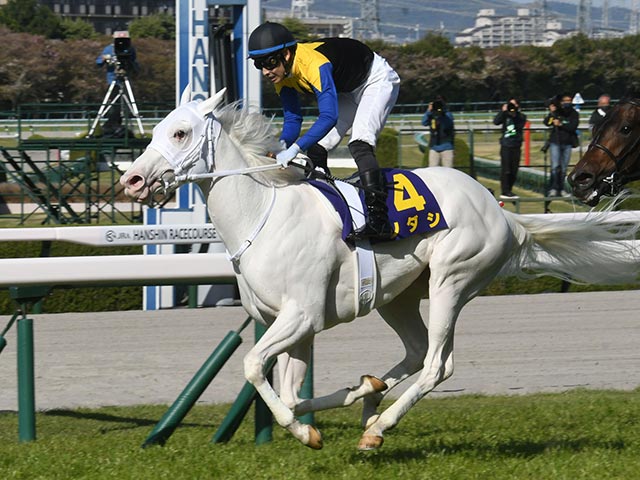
[120,88,640,451]
[569,99,640,205]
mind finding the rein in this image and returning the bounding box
[588,99,640,194]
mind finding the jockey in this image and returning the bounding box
[248,22,400,241]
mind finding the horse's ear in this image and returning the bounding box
[179,85,192,106]
[198,88,227,116]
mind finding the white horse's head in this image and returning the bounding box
[120,86,227,203]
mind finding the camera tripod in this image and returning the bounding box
[88,68,144,138]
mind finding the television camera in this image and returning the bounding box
[87,31,143,138]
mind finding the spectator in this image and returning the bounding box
[543,93,580,197]
[421,95,455,167]
[588,93,612,136]
[493,98,527,199]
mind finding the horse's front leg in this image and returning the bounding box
[243,302,323,449]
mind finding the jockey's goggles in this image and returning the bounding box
[253,53,282,71]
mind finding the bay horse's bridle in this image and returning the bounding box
[587,98,640,195]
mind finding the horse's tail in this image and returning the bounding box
[500,209,640,285]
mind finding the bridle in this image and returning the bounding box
[147,107,283,262]
[150,111,282,200]
[587,98,640,195]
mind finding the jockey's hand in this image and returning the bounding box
[276,143,301,167]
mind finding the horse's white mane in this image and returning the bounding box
[213,102,305,184]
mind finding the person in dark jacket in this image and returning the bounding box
[543,93,579,197]
[493,98,527,199]
[421,95,455,167]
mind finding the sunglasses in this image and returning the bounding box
[253,54,282,71]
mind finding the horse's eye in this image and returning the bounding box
[621,125,632,135]
[174,129,187,140]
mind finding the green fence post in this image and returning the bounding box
[0,312,19,356]
[17,316,35,442]
[467,128,476,179]
[187,285,198,308]
[254,322,273,445]
[298,346,314,425]
[212,321,275,445]
[141,317,252,448]
[211,357,276,444]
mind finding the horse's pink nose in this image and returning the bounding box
[121,173,145,191]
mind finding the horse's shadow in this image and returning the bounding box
[42,409,210,433]
[349,437,626,463]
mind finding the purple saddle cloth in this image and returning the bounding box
[308,168,448,241]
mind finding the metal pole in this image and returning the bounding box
[298,345,314,426]
[212,321,275,445]
[0,312,19,355]
[254,322,272,445]
[211,357,276,444]
[17,316,35,442]
[142,317,252,448]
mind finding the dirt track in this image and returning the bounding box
[1,291,639,411]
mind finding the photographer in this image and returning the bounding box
[96,30,138,85]
[493,98,527,199]
[421,95,455,167]
[543,93,579,197]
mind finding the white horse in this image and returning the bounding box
[120,88,640,451]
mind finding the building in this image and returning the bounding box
[455,8,569,48]
[266,10,354,38]
[38,0,174,35]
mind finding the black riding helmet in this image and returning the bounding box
[248,22,297,58]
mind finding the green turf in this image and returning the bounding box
[1,389,639,479]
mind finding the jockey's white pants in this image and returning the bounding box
[318,53,400,151]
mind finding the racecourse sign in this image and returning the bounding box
[0,224,221,246]
[176,0,210,102]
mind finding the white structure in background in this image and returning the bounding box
[291,0,312,18]
[455,9,567,47]
[266,10,353,38]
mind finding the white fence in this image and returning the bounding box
[1,211,640,288]
[0,224,234,288]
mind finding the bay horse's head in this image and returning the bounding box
[568,99,640,206]
[120,87,227,203]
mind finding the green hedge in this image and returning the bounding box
[377,127,399,168]
[0,241,142,314]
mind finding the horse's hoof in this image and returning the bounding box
[362,375,388,393]
[357,434,384,451]
[306,425,323,450]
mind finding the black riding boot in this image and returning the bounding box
[352,169,394,241]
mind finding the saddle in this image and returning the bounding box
[308,168,448,242]
[308,168,449,317]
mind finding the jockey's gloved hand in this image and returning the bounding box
[276,143,301,167]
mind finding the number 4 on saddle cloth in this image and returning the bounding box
[309,168,449,242]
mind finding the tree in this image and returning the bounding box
[0,0,62,38]
[60,18,98,40]
[130,13,175,40]
[281,17,311,41]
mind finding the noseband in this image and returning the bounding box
[587,99,640,195]
[151,112,283,202]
